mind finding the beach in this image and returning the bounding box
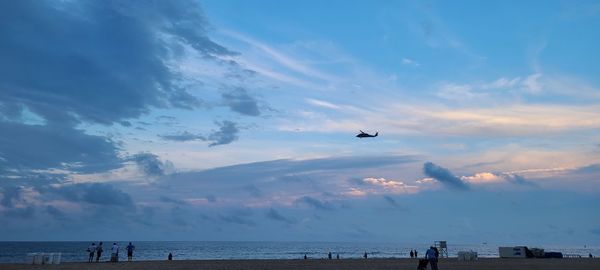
[2,258,599,270]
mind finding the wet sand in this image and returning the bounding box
[2,258,599,270]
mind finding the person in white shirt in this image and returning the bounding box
[111,242,119,262]
[87,243,96,263]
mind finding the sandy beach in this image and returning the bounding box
[2,258,598,270]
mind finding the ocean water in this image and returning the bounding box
[0,241,597,263]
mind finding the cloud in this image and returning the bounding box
[423,162,469,190]
[383,195,400,207]
[159,196,188,205]
[207,121,239,147]
[294,196,333,210]
[401,58,420,66]
[222,87,261,116]
[130,152,172,177]
[0,121,122,174]
[54,183,134,207]
[1,186,22,208]
[266,208,295,224]
[45,205,67,220]
[0,0,233,126]
[461,172,536,187]
[159,131,205,142]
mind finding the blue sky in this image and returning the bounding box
[1,0,600,245]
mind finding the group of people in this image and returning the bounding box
[409,249,419,258]
[86,242,136,263]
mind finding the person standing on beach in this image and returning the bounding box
[168,253,173,260]
[126,242,136,261]
[111,242,119,262]
[415,250,418,257]
[87,242,96,263]
[96,242,103,262]
[410,250,414,258]
[426,246,438,270]
[364,251,368,259]
[328,252,332,259]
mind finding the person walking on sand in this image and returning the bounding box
[111,242,119,262]
[410,250,414,258]
[96,242,103,262]
[87,242,96,263]
[426,246,438,270]
[126,242,136,261]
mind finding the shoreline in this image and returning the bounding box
[2,258,599,270]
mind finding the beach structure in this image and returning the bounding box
[26,253,61,265]
[457,251,478,261]
[434,241,448,258]
[499,246,528,258]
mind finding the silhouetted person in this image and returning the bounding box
[304,254,307,260]
[126,242,135,261]
[590,253,593,258]
[96,242,103,262]
[168,253,173,260]
[415,250,418,258]
[433,247,439,258]
[87,243,96,263]
[410,250,414,258]
[426,246,438,270]
[336,254,339,259]
[328,252,332,259]
[364,252,368,259]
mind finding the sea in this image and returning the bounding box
[0,241,598,263]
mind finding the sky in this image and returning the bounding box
[1,0,600,245]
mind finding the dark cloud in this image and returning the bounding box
[222,87,260,116]
[383,195,399,207]
[130,152,171,177]
[218,209,255,226]
[0,0,233,126]
[207,121,239,147]
[1,186,22,208]
[295,196,333,211]
[266,208,295,224]
[423,162,469,190]
[54,183,134,207]
[45,205,67,220]
[0,0,238,178]
[4,206,35,219]
[159,131,205,142]
[0,121,122,174]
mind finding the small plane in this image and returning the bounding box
[356,130,378,138]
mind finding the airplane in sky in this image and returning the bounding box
[356,130,378,138]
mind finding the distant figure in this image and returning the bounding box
[426,246,438,270]
[87,242,96,263]
[328,252,332,259]
[111,242,119,262]
[336,254,340,259]
[363,251,368,259]
[304,254,307,260]
[415,250,418,257]
[168,253,173,260]
[126,242,136,261]
[410,250,414,258]
[590,253,593,258]
[96,242,103,262]
[433,246,439,258]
